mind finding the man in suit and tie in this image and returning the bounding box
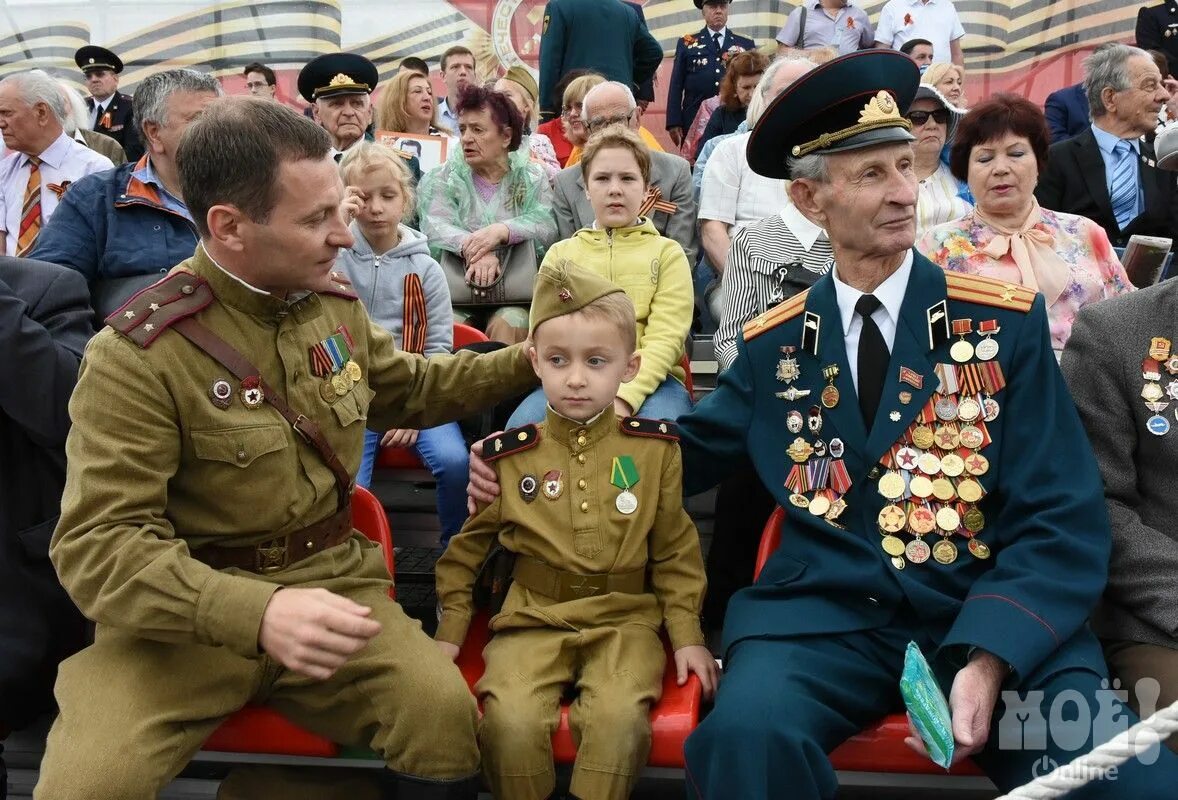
[1043,81,1090,144]
[550,81,699,265]
[471,49,1178,798]
[74,45,143,162]
[667,0,756,148]
[0,256,92,798]
[1036,43,1178,249]
[1062,287,1178,754]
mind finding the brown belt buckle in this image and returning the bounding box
[255,537,290,573]
[564,574,606,601]
[291,414,311,443]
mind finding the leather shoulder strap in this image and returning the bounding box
[106,271,213,348]
[171,317,352,510]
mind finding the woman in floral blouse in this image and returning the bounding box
[917,94,1133,354]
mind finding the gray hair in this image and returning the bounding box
[786,152,830,183]
[0,70,68,125]
[133,68,222,135]
[582,81,636,121]
[749,56,818,127]
[56,79,91,135]
[1084,42,1152,118]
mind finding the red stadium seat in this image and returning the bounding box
[375,324,490,470]
[456,611,701,768]
[202,486,394,757]
[754,507,984,776]
[680,352,694,400]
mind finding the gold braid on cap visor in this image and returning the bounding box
[790,90,914,158]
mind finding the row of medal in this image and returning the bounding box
[1141,336,1178,436]
[309,325,364,403]
[872,358,1007,569]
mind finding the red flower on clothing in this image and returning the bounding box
[847,16,855,29]
[904,12,914,26]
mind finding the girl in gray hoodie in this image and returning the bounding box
[337,143,469,543]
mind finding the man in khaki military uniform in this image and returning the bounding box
[35,98,535,800]
[435,261,718,800]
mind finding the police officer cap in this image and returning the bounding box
[529,260,626,336]
[693,0,730,8]
[75,45,123,74]
[298,53,379,104]
[747,50,920,179]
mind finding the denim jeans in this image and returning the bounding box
[504,377,693,429]
[357,422,470,542]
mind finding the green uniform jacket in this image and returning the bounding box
[435,407,706,652]
[50,246,535,658]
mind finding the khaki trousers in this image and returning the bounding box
[1104,639,1178,755]
[476,624,665,800]
[35,572,479,800]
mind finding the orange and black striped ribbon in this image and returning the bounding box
[401,273,427,354]
[638,187,678,218]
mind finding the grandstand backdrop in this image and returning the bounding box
[0,0,1140,141]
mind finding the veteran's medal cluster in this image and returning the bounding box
[309,324,363,403]
[1142,336,1178,436]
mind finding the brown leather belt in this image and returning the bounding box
[192,504,353,574]
[512,555,646,603]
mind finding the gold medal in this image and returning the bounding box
[905,538,931,563]
[821,383,840,409]
[331,372,350,396]
[950,339,974,363]
[917,452,942,475]
[809,494,832,517]
[936,506,961,531]
[345,360,362,382]
[940,453,965,477]
[891,555,907,570]
[957,397,981,423]
[787,437,815,463]
[909,475,934,498]
[957,478,984,503]
[877,471,906,500]
[963,505,986,532]
[958,425,985,449]
[789,493,810,508]
[932,538,958,564]
[1142,382,1165,403]
[881,535,906,556]
[908,505,936,534]
[931,478,956,502]
[320,379,337,403]
[964,453,989,476]
[911,425,936,450]
[968,538,991,559]
[933,425,960,450]
[878,504,907,532]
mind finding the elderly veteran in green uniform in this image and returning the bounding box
[672,50,1178,798]
[436,261,717,800]
[34,97,534,800]
[464,50,1178,798]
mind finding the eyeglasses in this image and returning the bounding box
[906,109,950,126]
[245,81,271,89]
[561,102,584,118]
[586,111,634,132]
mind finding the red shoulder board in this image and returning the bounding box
[105,271,213,348]
[620,416,679,441]
[483,425,540,462]
[322,271,359,301]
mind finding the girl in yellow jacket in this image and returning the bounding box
[507,125,694,426]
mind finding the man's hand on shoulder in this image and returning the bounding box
[258,587,382,680]
[467,434,503,515]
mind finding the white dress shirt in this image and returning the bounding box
[699,132,790,230]
[832,250,913,393]
[0,132,113,255]
[89,96,112,129]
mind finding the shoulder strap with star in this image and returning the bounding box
[483,425,541,463]
[322,271,359,301]
[743,289,810,342]
[944,272,1036,313]
[105,270,214,348]
[620,416,679,442]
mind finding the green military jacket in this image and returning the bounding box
[435,406,707,651]
[50,246,535,658]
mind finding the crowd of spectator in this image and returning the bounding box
[4,0,1178,793]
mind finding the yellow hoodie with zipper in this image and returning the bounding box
[540,217,691,412]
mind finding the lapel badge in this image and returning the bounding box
[1149,337,1172,361]
[240,375,265,409]
[813,438,828,457]
[542,470,563,500]
[1147,414,1171,436]
[209,378,233,409]
[898,391,912,405]
[898,366,923,389]
[889,410,902,422]
[802,311,821,356]
[926,301,950,350]
[787,409,804,434]
[776,386,812,401]
[787,437,814,463]
[520,474,538,503]
[777,345,801,383]
[807,405,823,433]
[1166,355,1178,375]
[829,438,845,458]
[1166,381,1178,401]
[820,365,840,408]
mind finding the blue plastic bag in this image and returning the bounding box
[899,641,954,769]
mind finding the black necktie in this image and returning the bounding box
[855,294,888,428]
[713,31,723,50]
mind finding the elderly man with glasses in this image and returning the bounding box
[551,81,699,266]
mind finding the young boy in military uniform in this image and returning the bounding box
[434,261,718,800]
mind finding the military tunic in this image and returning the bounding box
[436,406,706,800]
[666,27,757,133]
[36,246,537,799]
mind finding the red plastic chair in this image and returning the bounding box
[754,507,984,776]
[376,324,490,470]
[679,353,694,400]
[456,611,701,768]
[202,486,394,757]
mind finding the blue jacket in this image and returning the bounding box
[667,27,756,131]
[677,253,1109,684]
[1044,83,1089,145]
[28,158,198,282]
